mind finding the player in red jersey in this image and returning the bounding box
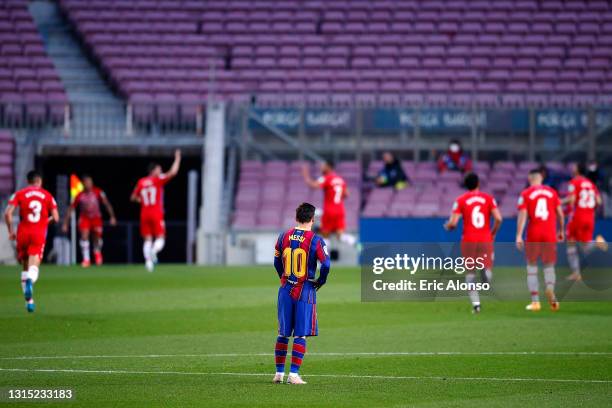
[445,172,502,314]
[4,170,59,312]
[273,202,330,385]
[516,169,564,312]
[62,175,117,268]
[131,149,180,272]
[563,163,608,281]
[302,160,356,246]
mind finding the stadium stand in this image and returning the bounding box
[59,0,612,108]
[0,130,15,198]
[233,160,360,229]
[232,158,580,227]
[363,160,572,218]
[0,0,67,126]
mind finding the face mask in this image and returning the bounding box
[449,144,460,153]
[588,164,597,172]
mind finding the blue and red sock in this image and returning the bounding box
[274,336,289,373]
[290,337,307,374]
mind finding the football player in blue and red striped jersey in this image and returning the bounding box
[272,202,331,385]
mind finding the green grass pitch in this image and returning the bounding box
[0,265,610,407]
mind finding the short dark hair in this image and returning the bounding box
[324,159,335,169]
[528,168,542,176]
[81,173,92,181]
[576,162,586,176]
[26,170,41,184]
[148,162,160,174]
[296,202,316,223]
[464,172,479,190]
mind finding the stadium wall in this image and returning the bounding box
[360,217,612,243]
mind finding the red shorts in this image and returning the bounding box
[566,219,594,243]
[320,212,346,234]
[140,212,165,237]
[79,216,103,236]
[525,230,558,265]
[525,242,557,265]
[16,227,46,261]
[461,241,493,270]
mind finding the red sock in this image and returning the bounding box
[274,336,289,372]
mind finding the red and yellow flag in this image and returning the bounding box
[70,174,83,203]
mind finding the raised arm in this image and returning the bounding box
[301,164,320,189]
[162,149,181,180]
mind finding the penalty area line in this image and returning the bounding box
[0,367,610,384]
[1,351,611,360]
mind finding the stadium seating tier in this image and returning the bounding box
[0,0,67,125]
[59,0,612,108]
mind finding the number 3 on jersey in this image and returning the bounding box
[282,247,306,278]
[28,200,42,223]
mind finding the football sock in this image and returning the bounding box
[566,245,580,275]
[582,241,595,255]
[27,265,39,284]
[143,240,153,262]
[465,272,480,306]
[527,265,539,302]
[484,268,493,283]
[274,336,289,373]
[80,240,90,262]
[94,239,103,252]
[543,265,556,294]
[339,233,357,246]
[20,271,27,294]
[152,238,165,255]
[290,337,306,374]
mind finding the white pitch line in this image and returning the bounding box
[0,351,610,360]
[0,367,610,384]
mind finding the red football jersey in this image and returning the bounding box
[567,175,600,223]
[452,190,498,242]
[132,175,170,215]
[317,172,346,214]
[72,187,104,219]
[8,186,57,233]
[518,185,560,241]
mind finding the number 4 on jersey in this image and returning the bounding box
[535,197,549,220]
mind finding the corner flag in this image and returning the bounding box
[70,174,83,202]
